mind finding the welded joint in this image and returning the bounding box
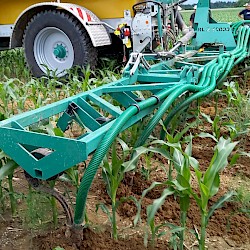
[130,53,144,76]
[180,66,199,84]
[66,102,79,117]
[124,53,151,76]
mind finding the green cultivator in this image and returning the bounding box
[0,0,250,231]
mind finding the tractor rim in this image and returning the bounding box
[34,27,74,76]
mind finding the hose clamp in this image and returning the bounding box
[130,103,141,114]
[151,95,161,104]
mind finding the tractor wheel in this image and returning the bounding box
[23,10,98,77]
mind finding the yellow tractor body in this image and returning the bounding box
[0,0,137,24]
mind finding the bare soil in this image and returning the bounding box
[0,80,249,250]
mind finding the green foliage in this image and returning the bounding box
[145,187,175,246]
[101,138,132,240]
[233,185,250,217]
[235,0,249,8]
[131,136,237,249]
[0,152,18,215]
[0,49,30,80]
[221,82,250,142]
[180,8,242,25]
[20,188,55,230]
[60,165,81,191]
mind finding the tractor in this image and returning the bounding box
[0,0,235,76]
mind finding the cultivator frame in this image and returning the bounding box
[0,0,250,227]
[0,51,202,180]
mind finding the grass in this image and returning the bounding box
[181,7,242,25]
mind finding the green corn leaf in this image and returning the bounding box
[194,167,202,182]
[116,137,130,158]
[148,147,171,160]
[201,112,213,124]
[147,187,175,225]
[122,146,148,172]
[189,156,199,170]
[157,231,167,238]
[209,173,220,197]
[174,120,198,142]
[5,82,17,100]
[123,146,171,173]
[182,155,191,181]
[200,183,209,212]
[111,143,118,170]
[103,156,112,174]
[134,181,168,226]
[230,153,240,166]
[184,135,193,157]
[200,183,209,198]
[205,190,236,226]
[150,139,181,150]
[173,148,184,172]
[180,195,190,212]
[102,168,112,198]
[141,181,166,200]
[240,152,250,158]
[176,174,191,189]
[0,160,18,180]
[171,179,188,191]
[203,137,237,194]
[166,223,185,233]
[166,133,175,143]
[53,127,64,137]
[197,132,218,142]
[95,203,112,223]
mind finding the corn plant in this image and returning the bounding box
[60,165,81,191]
[233,186,250,217]
[47,180,59,227]
[99,138,132,240]
[198,112,221,142]
[223,81,243,107]
[0,49,30,81]
[170,137,237,249]
[130,136,237,249]
[145,187,175,246]
[0,152,18,215]
[143,138,193,249]
[140,151,158,180]
[160,119,200,181]
[221,95,250,143]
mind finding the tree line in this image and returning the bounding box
[181,1,248,10]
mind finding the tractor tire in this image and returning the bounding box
[23,10,98,77]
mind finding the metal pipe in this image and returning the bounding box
[169,29,195,53]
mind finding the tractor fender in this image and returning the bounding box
[10,2,111,49]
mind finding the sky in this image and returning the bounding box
[185,0,235,3]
